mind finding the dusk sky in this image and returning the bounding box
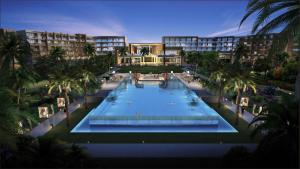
[1,0,260,42]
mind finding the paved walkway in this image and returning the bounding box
[30,73,127,138]
[30,99,82,137]
[78,143,257,158]
[175,73,255,124]
[221,99,255,124]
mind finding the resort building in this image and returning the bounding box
[117,43,181,66]
[163,35,276,61]
[94,36,127,55]
[17,30,90,61]
[1,28,298,65]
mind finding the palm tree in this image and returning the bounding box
[118,47,128,64]
[209,71,227,108]
[8,67,37,106]
[296,72,300,114]
[48,47,65,64]
[83,43,95,59]
[224,76,256,125]
[0,32,30,72]
[118,47,127,56]
[179,49,186,66]
[77,69,97,110]
[231,44,250,67]
[140,47,149,56]
[240,0,300,114]
[114,47,127,65]
[48,73,82,127]
[248,97,299,167]
[240,0,299,53]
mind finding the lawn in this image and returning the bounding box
[117,65,183,74]
[44,102,258,144]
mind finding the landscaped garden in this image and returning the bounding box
[0,0,299,168]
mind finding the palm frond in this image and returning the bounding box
[255,7,299,34]
[252,1,298,33]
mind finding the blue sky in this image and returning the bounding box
[1,0,259,42]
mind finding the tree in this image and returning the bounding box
[11,135,90,168]
[7,67,37,106]
[209,71,227,108]
[186,52,202,73]
[0,32,31,72]
[240,0,300,53]
[249,97,299,167]
[253,58,271,78]
[83,43,95,59]
[201,51,219,72]
[296,71,300,114]
[48,47,67,75]
[48,72,82,127]
[114,47,127,65]
[179,49,186,66]
[232,44,250,68]
[224,76,256,125]
[240,0,300,113]
[77,69,97,110]
[140,47,149,56]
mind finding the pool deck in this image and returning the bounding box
[78,143,257,158]
[29,73,127,138]
[33,72,258,158]
[175,73,255,124]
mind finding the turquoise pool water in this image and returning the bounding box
[71,75,237,133]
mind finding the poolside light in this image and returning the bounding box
[112,70,116,74]
[240,97,249,107]
[38,106,49,118]
[187,71,190,74]
[171,70,173,74]
[129,71,132,74]
[57,97,66,108]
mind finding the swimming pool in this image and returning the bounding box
[71,75,237,133]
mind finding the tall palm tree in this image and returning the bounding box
[209,71,227,108]
[77,69,97,110]
[179,49,186,66]
[83,43,95,59]
[48,47,65,64]
[0,32,30,72]
[8,67,37,106]
[231,44,250,67]
[114,47,127,65]
[48,73,82,127]
[224,76,256,125]
[118,47,128,64]
[240,0,300,52]
[240,0,300,113]
[249,97,298,167]
[140,47,149,56]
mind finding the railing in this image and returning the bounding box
[88,115,219,126]
[89,115,218,121]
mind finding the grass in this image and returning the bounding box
[117,65,183,74]
[44,102,257,144]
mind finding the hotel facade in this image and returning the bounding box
[1,28,298,66]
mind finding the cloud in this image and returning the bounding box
[6,14,126,36]
[207,25,252,37]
